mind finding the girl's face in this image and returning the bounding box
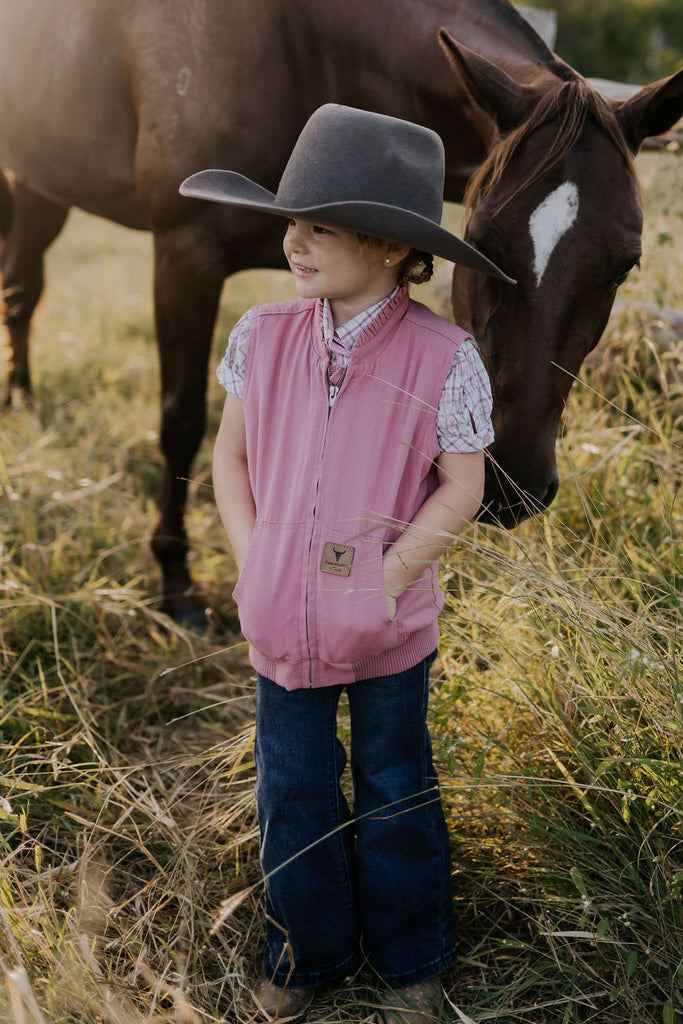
[283,219,409,327]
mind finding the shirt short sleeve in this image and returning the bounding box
[437,337,494,453]
[216,308,253,398]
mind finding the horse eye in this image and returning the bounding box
[614,259,640,288]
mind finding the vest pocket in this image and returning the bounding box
[232,520,309,663]
[313,532,404,665]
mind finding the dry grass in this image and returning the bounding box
[0,150,681,1023]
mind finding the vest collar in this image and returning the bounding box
[314,284,410,365]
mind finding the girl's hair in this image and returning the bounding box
[399,249,434,285]
[358,233,434,285]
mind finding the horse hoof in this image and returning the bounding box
[4,386,34,411]
[168,604,225,633]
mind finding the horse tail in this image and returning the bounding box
[0,168,14,242]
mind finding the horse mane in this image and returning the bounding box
[463,78,637,220]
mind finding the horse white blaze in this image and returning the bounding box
[529,181,579,286]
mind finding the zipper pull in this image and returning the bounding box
[326,364,347,408]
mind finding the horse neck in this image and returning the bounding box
[298,0,492,201]
[302,1,451,115]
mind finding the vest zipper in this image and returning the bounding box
[326,364,347,409]
[304,361,348,685]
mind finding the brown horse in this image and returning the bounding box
[0,0,681,621]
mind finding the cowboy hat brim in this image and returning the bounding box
[180,169,516,284]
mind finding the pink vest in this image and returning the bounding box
[234,288,470,690]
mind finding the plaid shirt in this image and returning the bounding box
[216,286,494,452]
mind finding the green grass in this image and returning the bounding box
[0,150,681,1022]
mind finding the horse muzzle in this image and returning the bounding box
[478,457,559,528]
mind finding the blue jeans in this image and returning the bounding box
[254,653,457,989]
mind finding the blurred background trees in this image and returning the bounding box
[522,0,683,81]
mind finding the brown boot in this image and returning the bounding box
[251,971,315,1022]
[381,978,445,1023]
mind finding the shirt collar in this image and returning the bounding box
[321,286,402,355]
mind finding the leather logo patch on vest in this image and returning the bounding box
[320,542,355,577]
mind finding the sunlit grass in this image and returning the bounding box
[434,376,682,1020]
[0,150,681,1022]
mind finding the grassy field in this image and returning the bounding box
[0,149,681,1024]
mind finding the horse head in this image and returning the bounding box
[440,29,683,528]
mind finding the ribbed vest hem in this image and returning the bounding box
[249,621,440,691]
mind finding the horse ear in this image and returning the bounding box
[439,29,539,132]
[615,68,683,153]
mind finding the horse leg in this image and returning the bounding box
[0,180,69,406]
[150,225,226,625]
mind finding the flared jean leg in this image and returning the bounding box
[254,675,361,987]
[347,654,458,986]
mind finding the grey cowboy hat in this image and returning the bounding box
[180,103,515,283]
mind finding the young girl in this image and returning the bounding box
[181,105,513,1024]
